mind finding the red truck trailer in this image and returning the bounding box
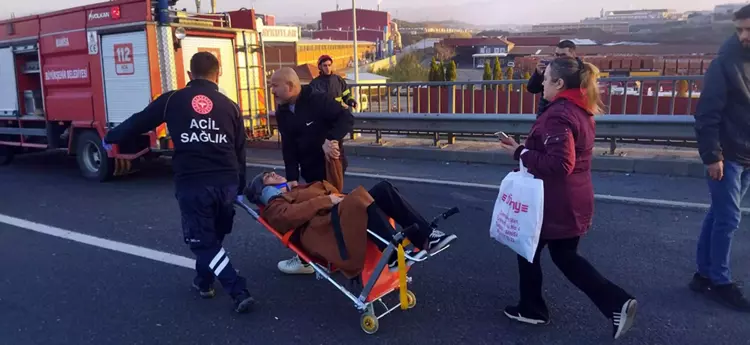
[0,0,271,180]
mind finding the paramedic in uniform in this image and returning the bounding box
[269,67,354,275]
[309,54,358,110]
[103,52,255,314]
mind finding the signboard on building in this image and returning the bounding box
[260,25,300,42]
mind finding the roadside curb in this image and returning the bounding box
[247,141,705,178]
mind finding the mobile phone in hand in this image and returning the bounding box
[494,131,510,140]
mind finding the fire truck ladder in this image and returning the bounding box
[237,30,270,140]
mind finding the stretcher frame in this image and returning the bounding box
[235,200,458,334]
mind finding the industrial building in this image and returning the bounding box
[437,37,514,69]
[264,39,376,73]
[313,8,390,43]
[531,21,630,34]
[582,8,682,24]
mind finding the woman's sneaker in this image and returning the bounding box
[504,305,550,325]
[426,229,457,255]
[612,299,638,339]
[277,255,314,275]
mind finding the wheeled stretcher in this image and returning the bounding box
[235,200,459,334]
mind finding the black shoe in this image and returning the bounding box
[503,305,549,325]
[386,250,427,272]
[689,273,712,293]
[425,229,457,255]
[708,283,750,312]
[192,279,216,299]
[612,299,638,340]
[233,290,256,314]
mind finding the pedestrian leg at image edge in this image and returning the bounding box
[692,160,750,312]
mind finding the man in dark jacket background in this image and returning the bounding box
[526,40,577,115]
[690,4,750,312]
[309,55,358,110]
[269,67,355,274]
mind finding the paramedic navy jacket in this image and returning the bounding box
[276,85,354,183]
[104,79,247,193]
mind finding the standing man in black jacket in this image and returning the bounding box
[269,67,355,275]
[103,52,255,313]
[690,4,750,312]
[309,55,358,110]
[526,40,577,115]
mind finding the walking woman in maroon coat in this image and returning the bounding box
[498,57,638,339]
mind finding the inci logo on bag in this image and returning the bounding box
[501,193,529,213]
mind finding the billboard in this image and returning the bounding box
[260,25,300,43]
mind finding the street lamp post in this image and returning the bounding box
[351,0,360,111]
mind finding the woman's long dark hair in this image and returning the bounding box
[548,57,603,115]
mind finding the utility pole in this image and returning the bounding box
[352,0,360,111]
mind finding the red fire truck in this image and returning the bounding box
[0,0,270,181]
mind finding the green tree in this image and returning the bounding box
[506,66,515,80]
[374,53,429,82]
[482,61,492,81]
[493,58,504,91]
[437,61,446,81]
[505,67,515,91]
[446,60,457,81]
[429,57,439,81]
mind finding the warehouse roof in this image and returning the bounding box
[297,38,377,45]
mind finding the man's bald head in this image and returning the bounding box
[270,67,301,105]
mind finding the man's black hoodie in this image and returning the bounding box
[694,34,750,166]
[275,85,354,183]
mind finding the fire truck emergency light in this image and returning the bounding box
[110,6,122,20]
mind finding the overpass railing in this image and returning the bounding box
[264,76,704,152]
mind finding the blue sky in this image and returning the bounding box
[0,0,739,25]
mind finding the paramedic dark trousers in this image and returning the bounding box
[365,181,431,250]
[517,237,633,319]
[176,184,248,297]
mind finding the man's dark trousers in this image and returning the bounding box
[176,184,247,297]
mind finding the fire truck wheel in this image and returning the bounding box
[0,146,13,166]
[75,131,114,182]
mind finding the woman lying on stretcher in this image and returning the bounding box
[245,172,458,277]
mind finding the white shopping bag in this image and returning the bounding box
[489,158,544,263]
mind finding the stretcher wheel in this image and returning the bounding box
[360,313,379,334]
[405,290,417,309]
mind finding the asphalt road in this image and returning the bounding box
[1,152,749,345]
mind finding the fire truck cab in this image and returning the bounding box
[0,0,270,181]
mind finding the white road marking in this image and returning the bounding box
[245,162,750,215]
[0,213,195,269]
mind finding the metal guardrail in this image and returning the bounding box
[342,75,704,116]
[265,76,702,151]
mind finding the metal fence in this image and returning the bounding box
[265,76,704,152]
[343,76,704,116]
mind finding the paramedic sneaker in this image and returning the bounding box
[191,278,216,299]
[612,299,638,339]
[232,290,256,314]
[277,255,315,275]
[426,229,457,255]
